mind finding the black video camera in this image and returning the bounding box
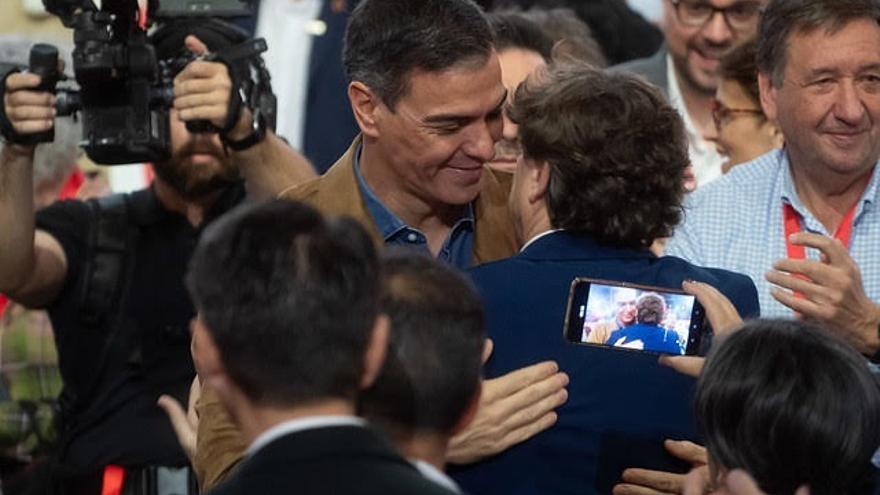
[18,0,272,165]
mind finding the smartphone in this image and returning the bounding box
[563,278,706,356]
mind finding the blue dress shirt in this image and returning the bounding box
[352,146,475,269]
[667,149,880,318]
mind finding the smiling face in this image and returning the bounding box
[663,0,761,95]
[761,18,880,179]
[370,53,506,207]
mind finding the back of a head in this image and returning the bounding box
[757,0,880,86]
[509,63,687,249]
[696,320,880,494]
[635,293,665,325]
[517,8,608,68]
[187,200,380,408]
[360,251,485,439]
[719,38,761,107]
[487,11,553,62]
[343,0,494,108]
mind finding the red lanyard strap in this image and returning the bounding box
[782,201,858,301]
[783,202,857,260]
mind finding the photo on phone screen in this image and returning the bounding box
[563,278,705,356]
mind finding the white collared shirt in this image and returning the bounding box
[411,459,462,494]
[666,54,725,188]
[246,415,367,457]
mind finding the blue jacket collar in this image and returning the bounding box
[518,231,656,261]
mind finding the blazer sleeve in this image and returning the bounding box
[194,384,248,491]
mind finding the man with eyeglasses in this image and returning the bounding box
[667,0,880,351]
[612,0,764,188]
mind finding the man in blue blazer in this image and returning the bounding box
[450,64,759,495]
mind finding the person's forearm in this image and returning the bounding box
[0,144,37,294]
[863,304,880,357]
[234,132,317,200]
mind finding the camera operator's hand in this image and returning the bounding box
[173,36,253,140]
[3,72,55,138]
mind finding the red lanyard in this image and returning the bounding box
[783,202,858,260]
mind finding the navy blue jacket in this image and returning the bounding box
[452,231,760,495]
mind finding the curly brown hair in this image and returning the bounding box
[508,64,688,249]
[635,293,666,325]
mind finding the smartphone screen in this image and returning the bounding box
[563,278,705,356]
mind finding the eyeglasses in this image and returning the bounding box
[711,98,765,131]
[669,0,763,33]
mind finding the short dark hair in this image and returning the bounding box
[487,12,553,62]
[696,320,880,495]
[359,251,485,436]
[757,0,880,86]
[187,200,380,408]
[343,0,494,109]
[509,64,687,248]
[635,293,665,325]
[719,39,762,108]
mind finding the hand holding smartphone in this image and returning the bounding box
[563,278,707,356]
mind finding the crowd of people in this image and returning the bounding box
[0,0,879,494]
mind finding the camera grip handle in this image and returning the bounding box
[26,43,61,144]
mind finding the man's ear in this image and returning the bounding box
[758,72,778,124]
[451,382,482,436]
[349,81,381,139]
[528,160,551,204]
[360,314,390,390]
[191,317,229,394]
[768,122,785,149]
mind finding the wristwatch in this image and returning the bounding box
[221,110,266,152]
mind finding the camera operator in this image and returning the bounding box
[0,19,313,495]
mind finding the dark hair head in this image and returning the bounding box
[696,319,880,495]
[518,8,608,68]
[343,0,494,109]
[487,12,553,62]
[509,64,687,248]
[719,38,762,107]
[635,293,665,325]
[757,0,880,86]
[359,250,485,437]
[187,200,380,408]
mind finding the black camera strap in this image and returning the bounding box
[186,37,272,144]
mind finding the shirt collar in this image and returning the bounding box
[520,229,563,252]
[780,150,879,220]
[352,144,474,241]
[411,459,461,494]
[246,415,366,457]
